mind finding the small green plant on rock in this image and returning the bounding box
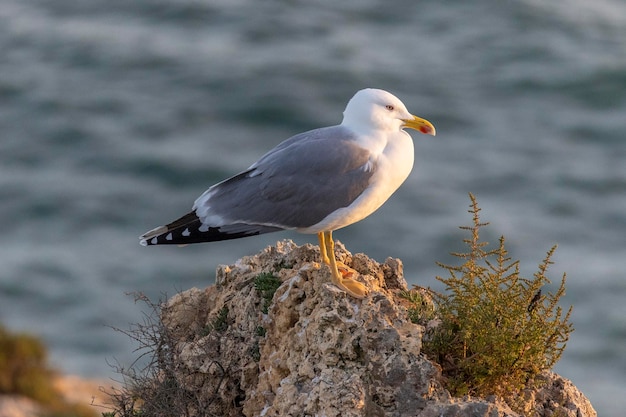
[399,288,437,326]
[254,272,282,314]
[210,306,229,333]
[421,193,573,402]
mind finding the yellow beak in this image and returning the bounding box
[402,115,436,136]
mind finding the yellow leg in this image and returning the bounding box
[320,231,368,299]
[317,232,331,265]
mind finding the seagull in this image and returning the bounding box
[139,88,436,298]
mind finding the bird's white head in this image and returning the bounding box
[342,88,436,136]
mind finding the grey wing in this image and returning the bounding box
[193,126,376,229]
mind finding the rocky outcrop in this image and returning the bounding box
[159,240,596,417]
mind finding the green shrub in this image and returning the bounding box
[0,324,57,404]
[419,193,573,401]
[0,324,96,417]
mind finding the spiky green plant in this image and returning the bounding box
[423,193,573,400]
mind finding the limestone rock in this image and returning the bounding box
[157,240,595,417]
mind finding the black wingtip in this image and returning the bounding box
[139,212,283,246]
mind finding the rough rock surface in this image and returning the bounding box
[160,240,596,417]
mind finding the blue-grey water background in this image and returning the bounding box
[1,0,625,414]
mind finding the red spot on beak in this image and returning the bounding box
[419,125,433,135]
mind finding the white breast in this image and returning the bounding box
[297,130,414,234]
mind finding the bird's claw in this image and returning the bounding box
[333,262,368,299]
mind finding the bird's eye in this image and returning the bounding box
[385,105,394,111]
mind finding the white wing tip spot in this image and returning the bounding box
[139,239,148,247]
[182,228,190,237]
[166,233,173,241]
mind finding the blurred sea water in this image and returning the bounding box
[1,0,625,414]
